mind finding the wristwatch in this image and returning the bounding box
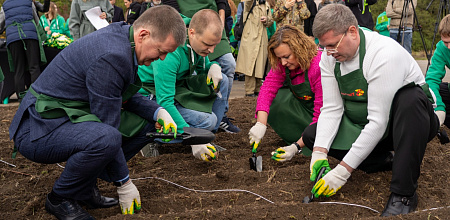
[292,142,302,154]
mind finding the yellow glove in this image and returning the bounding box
[117,180,141,214]
[157,108,177,137]
[191,143,217,161]
[271,144,298,162]
[207,64,222,90]
[249,122,267,153]
[312,164,351,198]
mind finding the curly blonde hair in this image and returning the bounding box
[268,25,317,72]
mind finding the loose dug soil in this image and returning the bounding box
[0,97,449,220]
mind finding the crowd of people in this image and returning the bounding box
[0,0,449,219]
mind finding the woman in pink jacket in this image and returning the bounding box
[248,25,322,161]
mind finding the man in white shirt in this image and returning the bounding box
[302,4,439,217]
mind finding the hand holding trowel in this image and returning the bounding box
[248,122,267,172]
[147,127,216,145]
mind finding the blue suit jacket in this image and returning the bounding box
[9,22,161,141]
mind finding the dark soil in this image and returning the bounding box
[1,97,449,219]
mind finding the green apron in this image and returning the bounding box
[330,29,371,150]
[29,26,148,138]
[267,68,315,156]
[141,40,217,114]
[6,19,47,73]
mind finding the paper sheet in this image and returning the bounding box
[85,6,109,30]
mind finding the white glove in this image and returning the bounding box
[271,144,298,162]
[191,143,217,161]
[311,164,351,198]
[117,180,141,214]
[207,64,222,90]
[436,110,446,127]
[248,122,267,152]
[156,108,177,135]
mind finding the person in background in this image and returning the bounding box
[40,2,68,38]
[69,0,113,40]
[375,10,390,37]
[1,0,49,102]
[345,0,376,30]
[386,0,416,54]
[139,9,226,161]
[318,0,344,11]
[248,25,322,161]
[236,0,273,97]
[125,0,142,25]
[9,6,186,219]
[176,0,241,134]
[110,0,125,22]
[303,0,317,37]
[426,15,450,130]
[273,0,310,32]
[140,0,161,14]
[303,4,438,217]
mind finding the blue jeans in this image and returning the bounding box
[390,28,412,54]
[16,116,155,200]
[176,73,229,131]
[212,53,235,114]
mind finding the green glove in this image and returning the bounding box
[310,151,331,182]
[312,164,351,198]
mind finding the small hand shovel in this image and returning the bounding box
[303,166,327,204]
[146,127,215,145]
[249,143,262,172]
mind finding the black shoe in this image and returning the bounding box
[380,192,418,217]
[79,185,118,209]
[245,93,257,97]
[219,117,241,133]
[45,194,95,220]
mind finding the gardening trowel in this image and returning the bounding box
[249,143,262,172]
[302,166,327,204]
[146,127,215,145]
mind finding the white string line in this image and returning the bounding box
[318,201,380,213]
[53,165,449,214]
[131,176,275,204]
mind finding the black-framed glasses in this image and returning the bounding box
[317,31,346,54]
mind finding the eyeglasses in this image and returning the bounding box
[317,31,346,54]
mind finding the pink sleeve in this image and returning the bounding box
[255,64,286,117]
[309,52,323,124]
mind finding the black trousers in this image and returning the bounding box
[439,82,450,128]
[8,39,41,98]
[303,86,438,196]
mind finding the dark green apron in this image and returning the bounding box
[330,29,371,150]
[267,68,315,156]
[6,19,47,72]
[30,26,147,138]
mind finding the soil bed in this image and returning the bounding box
[0,97,449,219]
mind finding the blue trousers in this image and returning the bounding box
[390,28,413,54]
[15,115,156,200]
[212,53,236,114]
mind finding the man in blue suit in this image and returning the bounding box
[9,6,186,219]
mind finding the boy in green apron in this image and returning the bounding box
[138,9,226,162]
[303,4,439,217]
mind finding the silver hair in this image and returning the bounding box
[312,4,358,38]
[133,5,186,46]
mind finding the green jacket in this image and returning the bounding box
[426,40,450,112]
[375,11,390,37]
[138,40,218,132]
[40,14,70,38]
